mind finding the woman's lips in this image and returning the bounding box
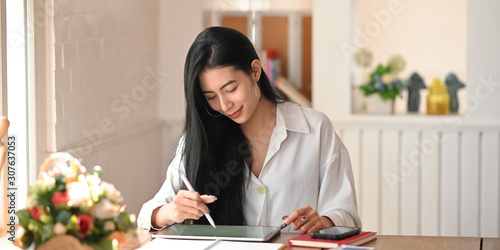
[228,107,242,119]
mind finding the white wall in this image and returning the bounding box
[312,0,351,119]
[466,0,500,124]
[53,0,160,151]
[49,0,163,215]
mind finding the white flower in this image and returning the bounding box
[353,48,373,68]
[104,220,116,231]
[100,181,124,203]
[93,199,119,219]
[61,165,77,179]
[86,175,101,186]
[36,175,55,191]
[26,195,36,209]
[387,54,406,74]
[86,175,103,201]
[90,185,103,202]
[67,181,91,207]
[53,222,67,235]
[381,73,395,84]
[129,214,136,223]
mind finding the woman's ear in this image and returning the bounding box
[250,59,262,82]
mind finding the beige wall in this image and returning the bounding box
[53,0,160,151]
[352,0,466,85]
[314,0,500,125]
[158,0,203,123]
[351,0,467,114]
[203,0,312,11]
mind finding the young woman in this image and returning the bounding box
[138,26,361,234]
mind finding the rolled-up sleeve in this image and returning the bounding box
[318,131,362,229]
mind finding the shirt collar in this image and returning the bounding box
[276,102,310,134]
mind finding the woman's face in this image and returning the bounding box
[199,63,261,124]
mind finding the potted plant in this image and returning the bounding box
[354,49,407,114]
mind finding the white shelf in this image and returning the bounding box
[332,113,500,130]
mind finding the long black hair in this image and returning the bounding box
[182,26,282,225]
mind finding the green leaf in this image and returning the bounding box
[20,230,34,249]
[56,210,72,225]
[359,85,375,96]
[36,191,53,207]
[15,209,31,229]
[93,219,106,237]
[55,174,67,192]
[41,223,55,244]
[115,212,134,232]
[371,63,391,78]
[30,220,45,245]
[379,89,399,100]
[89,237,114,250]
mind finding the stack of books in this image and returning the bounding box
[288,231,377,249]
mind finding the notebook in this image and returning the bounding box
[153,224,281,242]
[288,231,377,248]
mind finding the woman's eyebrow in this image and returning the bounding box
[201,80,237,94]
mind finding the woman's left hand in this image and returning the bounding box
[282,205,334,234]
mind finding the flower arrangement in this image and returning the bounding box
[354,48,407,100]
[15,153,135,250]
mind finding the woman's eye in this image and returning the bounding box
[207,95,216,100]
[227,87,237,93]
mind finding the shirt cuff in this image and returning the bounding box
[137,203,167,231]
[323,210,359,228]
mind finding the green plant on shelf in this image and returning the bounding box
[355,48,407,101]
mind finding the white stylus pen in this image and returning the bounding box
[181,175,217,228]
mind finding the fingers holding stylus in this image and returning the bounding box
[171,190,216,221]
[153,191,218,228]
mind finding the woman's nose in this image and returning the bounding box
[219,96,233,113]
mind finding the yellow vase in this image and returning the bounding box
[427,78,450,115]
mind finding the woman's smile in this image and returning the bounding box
[228,106,243,119]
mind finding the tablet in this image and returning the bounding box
[152,224,281,242]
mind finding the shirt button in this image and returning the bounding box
[257,186,266,194]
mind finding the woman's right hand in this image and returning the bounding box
[152,190,217,228]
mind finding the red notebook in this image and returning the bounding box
[289,231,377,248]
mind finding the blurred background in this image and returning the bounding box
[1,0,499,238]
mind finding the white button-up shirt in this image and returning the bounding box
[137,102,361,231]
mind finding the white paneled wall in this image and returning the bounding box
[481,131,500,237]
[338,124,500,237]
[67,121,165,216]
